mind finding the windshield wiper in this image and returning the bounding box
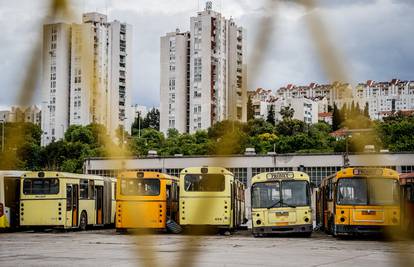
[267,200,297,209]
[267,200,282,209]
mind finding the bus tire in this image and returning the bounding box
[79,211,87,231]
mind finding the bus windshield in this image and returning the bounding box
[252,180,310,209]
[184,174,225,192]
[337,178,399,205]
[120,178,160,196]
[23,178,60,195]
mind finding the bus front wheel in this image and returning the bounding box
[79,211,88,231]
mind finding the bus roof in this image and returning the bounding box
[180,166,233,176]
[321,167,399,185]
[0,170,28,178]
[118,171,178,181]
[22,171,109,181]
[251,171,310,184]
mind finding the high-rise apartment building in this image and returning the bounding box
[41,13,132,146]
[160,30,190,133]
[160,2,246,134]
[41,23,71,145]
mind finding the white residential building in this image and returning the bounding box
[277,82,353,107]
[355,79,414,120]
[248,88,276,120]
[41,23,71,145]
[160,2,246,134]
[0,105,41,125]
[160,30,190,134]
[108,20,133,135]
[274,97,318,124]
[41,13,132,146]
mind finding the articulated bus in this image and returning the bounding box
[179,167,246,232]
[0,171,26,229]
[400,172,414,236]
[20,171,115,230]
[317,168,400,236]
[116,171,179,231]
[251,171,313,237]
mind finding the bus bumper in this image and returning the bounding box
[253,224,313,234]
[334,225,400,235]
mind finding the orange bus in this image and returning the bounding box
[116,171,180,232]
[317,167,400,236]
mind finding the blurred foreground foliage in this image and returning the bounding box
[1,113,413,173]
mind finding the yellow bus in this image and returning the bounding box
[116,171,179,232]
[251,171,313,237]
[316,168,400,236]
[0,171,26,229]
[20,171,115,230]
[179,167,246,232]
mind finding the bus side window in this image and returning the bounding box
[88,180,94,199]
[327,179,333,201]
[166,185,171,200]
[80,179,88,199]
[66,186,72,211]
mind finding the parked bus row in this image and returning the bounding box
[1,167,413,238]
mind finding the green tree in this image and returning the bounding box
[276,119,306,136]
[363,103,369,117]
[247,95,255,121]
[64,125,94,144]
[130,128,165,156]
[377,114,414,151]
[266,105,275,124]
[142,108,160,130]
[245,119,275,137]
[279,105,294,121]
[332,103,341,131]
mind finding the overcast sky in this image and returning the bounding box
[0,0,413,109]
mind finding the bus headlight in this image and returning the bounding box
[340,217,346,223]
[392,217,398,224]
[304,217,310,223]
[256,219,262,225]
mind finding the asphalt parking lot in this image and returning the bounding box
[0,229,413,267]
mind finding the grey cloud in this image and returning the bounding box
[0,0,413,108]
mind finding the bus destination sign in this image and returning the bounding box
[266,172,295,180]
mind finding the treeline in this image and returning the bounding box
[0,111,413,173]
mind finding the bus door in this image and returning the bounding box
[322,187,329,228]
[166,184,171,218]
[95,186,103,225]
[4,177,20,227]
[66,184,79,227]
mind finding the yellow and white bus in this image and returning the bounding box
[0,171,26,229]
[251,171,313,237]
[116,171,179,231]
[316,168,400,236]
[179,167,246,232]
[20,171,115,230]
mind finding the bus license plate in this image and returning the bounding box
[276,222,289,226]
[362,210,376,215]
